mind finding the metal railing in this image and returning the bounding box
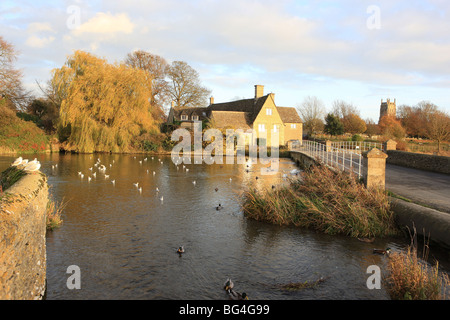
[292,140,363,178]
[331,141,384,153]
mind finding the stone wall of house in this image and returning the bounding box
[386,150,450,174]
[0,171,48,300]
[253,95,285,146]
[284,122,303,144]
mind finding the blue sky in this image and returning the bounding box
[2,0,450,121]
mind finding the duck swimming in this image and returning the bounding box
[177,246,185,254]
[216,204,223,211]
[227,290,248,300]
[224,278,234,292]
[373,248,391,255]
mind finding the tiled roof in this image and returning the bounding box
[209,111,252,129]
[276,107,303,123]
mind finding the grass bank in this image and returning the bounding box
[0,106,49,154]
[242,165,398,238]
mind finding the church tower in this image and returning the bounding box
[379,98,396,123]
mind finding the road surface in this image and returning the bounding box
[385,164,450,214]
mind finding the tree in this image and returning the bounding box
[378,115,405,140]
[324,113,344,136]
[364,118,380,137]
[53,50,161,153]
[331,100,359,119]
[425,110,450,153]
[397,104,422,137]
[296,96,325,135]
[124,50,169,118]
[342,113,367,134]
[25,98,59,134]
[0,36,29,110]
[166,61,211,108]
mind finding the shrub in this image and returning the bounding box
[351,134,364,141]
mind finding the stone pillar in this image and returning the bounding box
[325,140,332,152]
[363,148,388,189]
[384,139,397,151]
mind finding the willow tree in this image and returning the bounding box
[54,50,159,153]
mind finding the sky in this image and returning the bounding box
[1,0,450,121]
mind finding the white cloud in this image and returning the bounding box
[72,12,135,37]
[25,34,55,48]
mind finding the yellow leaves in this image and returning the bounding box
[53,50,159,152]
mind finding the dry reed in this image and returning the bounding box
[242,165,398,238]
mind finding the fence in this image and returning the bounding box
[292,140,363,178]
[331,141,384,153]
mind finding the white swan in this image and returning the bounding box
[23,161,41,173]
[11,157,23,166]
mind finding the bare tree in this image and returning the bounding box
[426,110,450,153]
[125,50,169,113]
[296,96,326,135]
[166,61,211,108]
[331,100,359,119]
[0,36,30,110]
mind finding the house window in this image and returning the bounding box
[273,124,279,132]
[192,115,199,121]
[291,124,296,129]
[258,124,266,132]
[181,115,188,121]
[266,108,272,116]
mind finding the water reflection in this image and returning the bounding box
[0,154,448,300]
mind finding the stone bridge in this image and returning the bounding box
[289,139,450,248]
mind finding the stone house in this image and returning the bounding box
[167,85,303,147]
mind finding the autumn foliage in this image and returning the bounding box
[54,51,162,153]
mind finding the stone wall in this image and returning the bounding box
[386,150,450,174]
[390,197,450,249]
[0,171,48,300]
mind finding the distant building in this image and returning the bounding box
[167,85,303,146]
[379,98,396,123]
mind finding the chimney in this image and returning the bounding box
[255,85,264,99]
[210,96,214,105]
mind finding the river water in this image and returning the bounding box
[1,153,448,300]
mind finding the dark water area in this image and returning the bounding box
[1,153,448,300]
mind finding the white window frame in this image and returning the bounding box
[258,124,266,132]
[273,124,279,132]
[181,115,188,121]
[266,108,272,116]
[192,115,199,121]
[291,124,296,129]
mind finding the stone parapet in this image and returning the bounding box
[0,170,48,300]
